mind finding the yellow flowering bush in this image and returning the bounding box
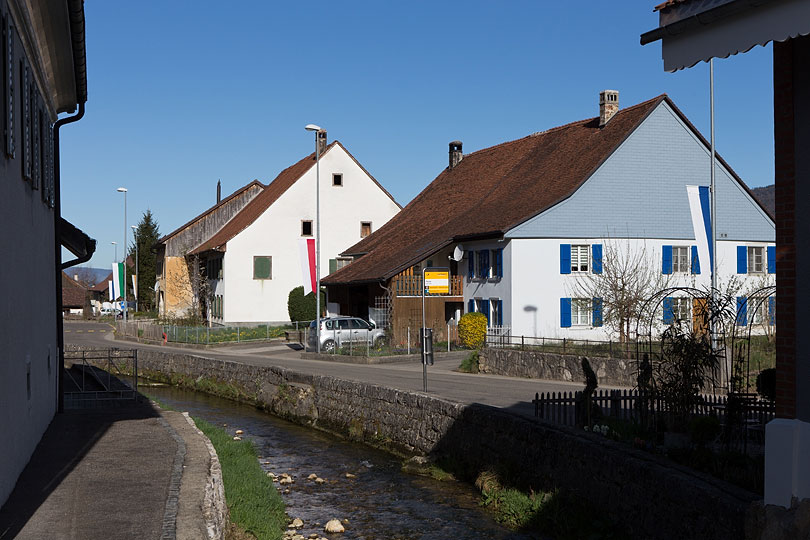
[458,312,487,349]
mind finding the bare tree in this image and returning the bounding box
[570,240,673,342]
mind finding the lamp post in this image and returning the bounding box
[117,187,128,323]
[111,241,117,263]
[131,224,138,313]
[305,123,323,353]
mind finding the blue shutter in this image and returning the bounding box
[737,246,747,274]
[495,248,503,278]
[662,245,673,274]
[468,251,474,279]
[662,297,674,324]
[497,299,503,326]
[560,298,571,328]
[468,299,474,313]
[560,244,571,274]
[482,250,490,278]
[691,245,700,274]
[482,299,490,326]
[737,297,748,326]
[769,296,775,326]
[767,246,776,274]
[592,244,603,274]
[592,298,603,327]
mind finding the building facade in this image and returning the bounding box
[0,0,90,507]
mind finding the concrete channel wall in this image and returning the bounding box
[125,348,756,540]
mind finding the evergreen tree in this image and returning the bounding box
[128,209,160,311]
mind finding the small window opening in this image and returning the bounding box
[333,173,343,186]
[361,221,372,238]
[302,220,313,236]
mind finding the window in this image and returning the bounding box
[571,245,589,273]
[672,297,690,323]
[672,246,689,273]
[490,298,503,326]
[301,220,313,236]
[361,221,372,238]
[329,257,351,274]
[332,173,343,186]
[253,256,272,280]
[207,257,223,280]
[749,299,767,326]
[477,250,491,279]
[571,298,591,326]
[491,249,503,279]
[748,246,764,274]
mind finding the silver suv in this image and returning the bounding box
[307,316,387,353]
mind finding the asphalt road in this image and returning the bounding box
[64,320,592,418]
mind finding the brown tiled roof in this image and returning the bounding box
[189,141,398,255]
[157,180,265,244]
[324,95,668,285]
[62,273,87,308]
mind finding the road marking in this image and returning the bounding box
[88,330,94,333]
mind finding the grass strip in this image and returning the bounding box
[144,394,287,540]
[192,417,287,540]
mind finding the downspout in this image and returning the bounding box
[54,102,85,413]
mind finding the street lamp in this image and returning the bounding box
[131,224,138,313]
[117,187,128,323]
[305,123,323,353]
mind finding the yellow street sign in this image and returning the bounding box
[425,270,450,294]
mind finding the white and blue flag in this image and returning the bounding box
[686,185,713,276]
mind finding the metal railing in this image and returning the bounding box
[63,348,138,408]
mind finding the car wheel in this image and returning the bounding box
[322,340,336,353]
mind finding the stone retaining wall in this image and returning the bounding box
[479,347,637,386]
[81,345,758,539]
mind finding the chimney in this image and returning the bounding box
[599,90,619,127]
[216,179,221,204]
[317,130,327,155]
[73,274,78,281]
[449,141,463,169]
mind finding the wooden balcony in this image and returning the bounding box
[391,274,463,297]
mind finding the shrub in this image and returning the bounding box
[287,286,325,322]
[688,416,721,446]
[458,312,487,349]
[756,368,776,402]
[459,351,479,373]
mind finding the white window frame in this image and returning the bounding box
[749,297,767,325]
[672,245,690,273]
[571,298,591,326]
[672,297,691,323]
[571,245,589,273]
[490,298,500,327]
[335,257,351,271]
[748,246,764,274]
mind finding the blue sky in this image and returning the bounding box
[60,1,774,268]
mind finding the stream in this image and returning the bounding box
[146,385,539,540]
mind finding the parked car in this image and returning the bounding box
[307,316,387,353]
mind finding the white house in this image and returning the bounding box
[158,134,401,324]
[324,92,774,344]
[0,0,92,507]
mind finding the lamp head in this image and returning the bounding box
[111,241,117,245]
[305,124,321,132]
[116,187,127,193]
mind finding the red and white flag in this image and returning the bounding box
[299,238,317,295]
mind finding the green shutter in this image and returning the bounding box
[329,258,337,274]
[253,256,271,279]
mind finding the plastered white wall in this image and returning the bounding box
[223,145,400,323]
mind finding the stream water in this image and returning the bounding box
[147,385,539,540]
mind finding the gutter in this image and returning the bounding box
[54,102,85,413]
[640,0,760,45]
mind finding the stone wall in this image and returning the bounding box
[118,347,757,540]
[479,347,637,387]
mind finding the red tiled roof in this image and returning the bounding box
[324,95,668,285]
[189,141,399,255]
[157,180,265,244]
[62,273,87,308]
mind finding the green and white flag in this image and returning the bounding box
[111,262,124,301]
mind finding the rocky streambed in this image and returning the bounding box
[147,385,535,540]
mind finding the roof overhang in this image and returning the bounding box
[60,217,96,269]
[641,0,810,71]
